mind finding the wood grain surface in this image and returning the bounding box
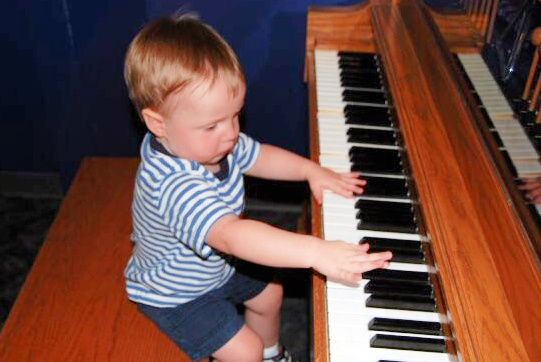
[370,0,540,361]
[0,157,207,362]
[306,1,541,362]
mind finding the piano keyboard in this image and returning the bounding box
[455,53,541,216]
[315,49,451,362]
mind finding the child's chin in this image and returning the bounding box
[209,153,228,164]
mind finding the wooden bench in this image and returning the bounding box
[0,157,207,362]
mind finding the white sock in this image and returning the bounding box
[263,343,280,359]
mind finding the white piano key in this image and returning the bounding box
[329,341,451,362]
[320,136,400,152]
[329,325,444,343]
[319,119,395,131]
[328,321,440,341]
[322,225,422,243]
[326,295,441,323]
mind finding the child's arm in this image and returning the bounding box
[246,144,365,204]
[206,214,392,283]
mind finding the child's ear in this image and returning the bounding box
[141,108,167,138]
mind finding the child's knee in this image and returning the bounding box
[251,282,283,315]
[213,325,264,362]
[266,282,284,311]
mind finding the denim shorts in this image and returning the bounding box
[137,263,270,361]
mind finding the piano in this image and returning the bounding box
[305,1,541,362]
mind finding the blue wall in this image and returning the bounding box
[0,0,357,189]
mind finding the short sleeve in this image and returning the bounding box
[233,133,260,173]
[159,173,233,258]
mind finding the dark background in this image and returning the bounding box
[0,0,365,190]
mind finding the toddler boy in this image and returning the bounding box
[123,14,392,362]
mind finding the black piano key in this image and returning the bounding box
[349,151,400,165]
[345,105,393,127]
[368,317,443,336]
[358,221,418,234]
[338,51,378,68]
[347,128,397,146]
[340,69,383,81]
[349,145,401,159]
[339,50,378,59]
[356,210,416,228]
[339,63,379,73]
[525,202,541,225]
[356,207,416,228]
[340,73,383,89]
[339,62,379,73]
[356,206,414,222]
[463,73,476,92]
[362,238,425,264]
[356,198,412,211]
[520,110,538,127]
[365,280,433,298]
[355,200,415,222]
[339,55,378,65]
[366,295,436,312]
[342,89,387,104]
[470,90,483,106]
[360,175,409,199]
[361,237,421,252]
[362,269,430,285]
[491,130,504,147]
[351,164,404,176]
[372,246,425,264]
[477,106,495,128]
[350,147,403,174]
[339,66,379,75]
[370,334,446,353]
[501,151,518,177]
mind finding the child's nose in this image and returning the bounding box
[223,120,237,140]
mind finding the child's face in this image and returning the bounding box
[158,75,245,170]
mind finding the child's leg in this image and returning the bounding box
[244,281,283,347]
[211,273,282,362]
[212,324,264,362]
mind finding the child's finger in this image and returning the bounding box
[334,180,364,196]
[338,270,363,283]
[357,242,370,252]
[347,258,390,275]
[360,250,393,262]
[341,174,366,185]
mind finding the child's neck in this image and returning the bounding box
[204,164,221,173]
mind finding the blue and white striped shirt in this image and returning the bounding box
[124,132,260,307]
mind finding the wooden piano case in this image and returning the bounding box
[306,1,541,362]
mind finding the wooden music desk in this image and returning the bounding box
[0,157,207,362]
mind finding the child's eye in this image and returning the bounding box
[205,124,217,131]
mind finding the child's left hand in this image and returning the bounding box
[306,164,365,204]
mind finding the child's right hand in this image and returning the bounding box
[311,240,392,283]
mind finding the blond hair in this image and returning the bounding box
[124,14,245,114]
